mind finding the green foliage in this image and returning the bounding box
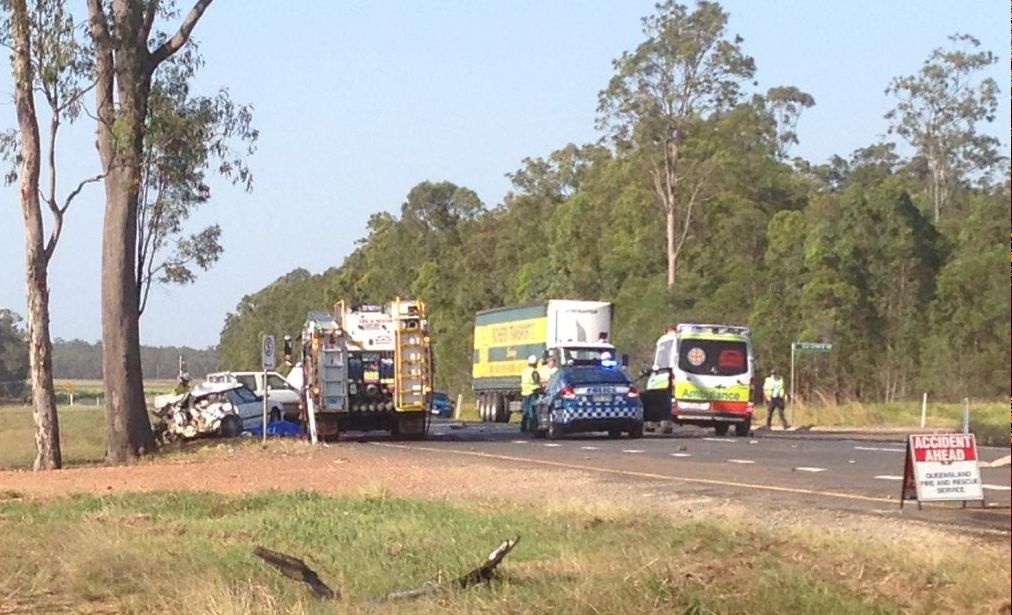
[0,309,28,397]
[215,13,1002,403]
[137,42,258,315]
[885,33,1004,222]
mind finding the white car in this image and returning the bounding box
[205,370,301,421]
[153,381,267,439]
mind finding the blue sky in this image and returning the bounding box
[0,1,1007,349]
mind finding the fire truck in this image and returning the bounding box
[299,298,433,439]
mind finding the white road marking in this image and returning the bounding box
[580,446,599,451]
[727,459,754,464]
[543,443,562,448]
[874,475,903,481]
[703,438,738,443]
[982,484,1011,491]
[512,440,529,444]
[793,467,827,473]
[670,453,692,457]
[855,446,905,453]
[623,449,645,454]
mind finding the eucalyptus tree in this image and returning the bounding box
[597,0,755,287]
[885,33,1002,223]
[3,0,95,469]
[86,0,216,462]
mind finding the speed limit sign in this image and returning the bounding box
[262,335,276,370]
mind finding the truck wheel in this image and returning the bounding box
[628,423,644,439]
[494,394,509,423]
[478,395,489,422]
[735,418,751,437]
[714,423,730,436]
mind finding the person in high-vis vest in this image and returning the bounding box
[539,355,558,388]
[520,355,541,432]
[763,368,789,429]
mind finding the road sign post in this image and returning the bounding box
[261,335,276,444]
[789,342,833,425]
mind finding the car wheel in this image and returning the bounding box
[628,423,644,439]
[714,423,730,436]
[219,415,241,438]
[607,429,622,439]
[735,418,751,437]
[547,422,562,440]
[269,408,281,423]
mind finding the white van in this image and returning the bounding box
[205,371,301,422]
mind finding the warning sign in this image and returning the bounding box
[901,433,984,506]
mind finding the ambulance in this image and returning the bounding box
[641,323,755,437]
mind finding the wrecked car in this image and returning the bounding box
[152,381,250,442]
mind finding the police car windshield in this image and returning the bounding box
[561,347,613,363]
[562,366,630,385]
[678,339,748,376]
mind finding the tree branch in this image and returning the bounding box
[146,0,214,70]
[140,0,160,44]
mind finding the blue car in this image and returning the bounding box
[429,391,454,417]
[533,365,644,439]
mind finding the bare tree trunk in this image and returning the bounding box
[10,0,62,470]
[89,0,214,462]
[665,207,676,287]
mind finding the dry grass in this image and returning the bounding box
[0,491,1007,614]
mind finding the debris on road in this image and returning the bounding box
[253,546,339,599]
[254,537,520,603]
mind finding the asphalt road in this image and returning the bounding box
[376,420,1011,534]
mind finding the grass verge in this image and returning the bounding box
[0,490,1006,614]
[790,400,1007,445]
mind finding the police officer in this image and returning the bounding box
[763,368,789,429]
[520,355,541,432]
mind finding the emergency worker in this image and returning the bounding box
[520,355,541,432]
[763,368,789,429]
[172,372,191,396]
[540,355,558,387]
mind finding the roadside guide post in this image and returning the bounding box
[261,334,276,444]
[789,342,832,426]
[961,398,969,434]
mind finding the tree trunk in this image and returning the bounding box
[87,0,214,461]
[666,207,676,287]
[100,62,156,462]
[10,0,62,470]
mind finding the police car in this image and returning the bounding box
[532,360,644,439]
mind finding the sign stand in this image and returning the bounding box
[261,334,276,445]
[899,433,985,510]
[899,439,920,509]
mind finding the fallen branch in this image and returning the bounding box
[253,536,520,603]
[253,546,339,599]
[378,536,521,602]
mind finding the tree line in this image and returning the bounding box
[219,3,1006,405]
[0,312,217,395]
